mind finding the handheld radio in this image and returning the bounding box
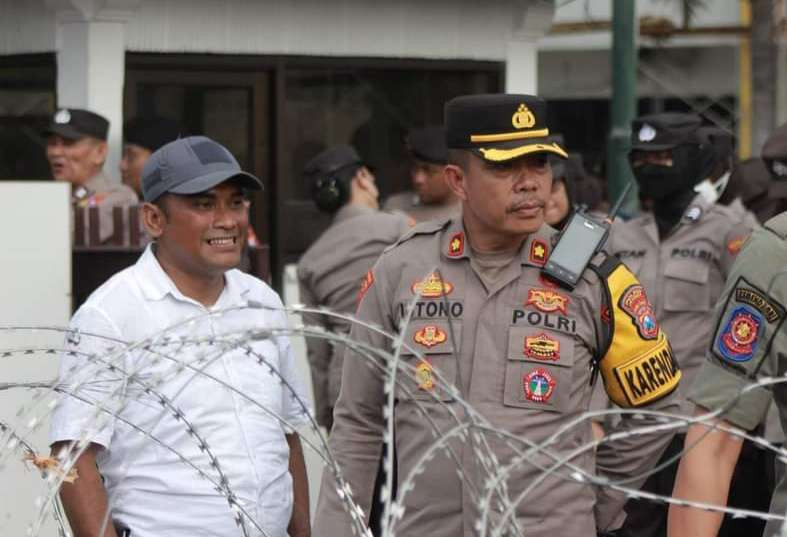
[542,182,633,289]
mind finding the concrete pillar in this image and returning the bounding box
[505,0,556,95]
[45,0,141,183]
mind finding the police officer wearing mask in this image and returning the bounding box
[315,94,682,537]
[606,113,755,537]
[45,108,139,242]
[384,125,459,222]
[297,145,411,430]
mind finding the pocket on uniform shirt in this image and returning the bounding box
[395,321,461,402]
[663,259,711,312]
[502,327,575,413]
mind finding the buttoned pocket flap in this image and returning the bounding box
[664,259,711,312]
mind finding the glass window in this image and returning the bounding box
[0,55,56,181]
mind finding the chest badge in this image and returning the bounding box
[523,368,556,403]
[447,232,465,257]
[411,272,454,297]
[524,333,560,361]
[526,289,569,314]
[414,325,447,348]
[529,239,548,266]
[415,360,435,391]
[619,284,659,340]
[718,306,762,362]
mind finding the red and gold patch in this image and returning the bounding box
[529,239,548,266]
[619,284,659,340]
[523,368,556,403]
[357,270,374,306]
[411,272,454,297]
[415,360,435,391]
[414,325,447,348]
[447,232,465,257]
[524,333,560,361]
[526,289,569,314]
[727,236,746,255]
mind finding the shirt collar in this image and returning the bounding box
[134,245,250,308]
[440,217,556,267]
[84,170,110,194]
[333,203,374,224]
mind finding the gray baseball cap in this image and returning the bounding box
[142,135,263,202]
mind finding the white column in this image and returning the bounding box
[46,0,141,183]
[505,0,557,95]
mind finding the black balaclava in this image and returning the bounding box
[629,113,714,238]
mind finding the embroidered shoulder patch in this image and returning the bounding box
[717,306,762,362]
[618,284,659,340]
[711,277,786,368]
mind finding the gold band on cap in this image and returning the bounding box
[479,142,568,162]
[469,128,550,143]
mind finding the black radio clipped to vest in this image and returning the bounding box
[542,182,633,289]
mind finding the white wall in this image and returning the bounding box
[0,182,70,537]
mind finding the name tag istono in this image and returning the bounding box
[613,337,681,406]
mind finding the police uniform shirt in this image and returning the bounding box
[606,194,754,412]
[73,171,140,243]
[689,212,787,537]
[296,204,411,428]
[314,217,682,537]
[383,190,460,223]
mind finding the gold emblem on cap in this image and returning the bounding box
[512,104,536,130]
[54,109,71,124]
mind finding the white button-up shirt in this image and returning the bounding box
[50,246,311,537]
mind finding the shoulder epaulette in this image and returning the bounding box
[764,212,787,239]
[382,217,450,253]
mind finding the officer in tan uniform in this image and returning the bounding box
[314,94,682,537]
[383,125,460,222]
[45,108,139,242]
[667,124,787,537]
[605,113,755,537]
[297,145,412,430]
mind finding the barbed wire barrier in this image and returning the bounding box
[2,275,787,536]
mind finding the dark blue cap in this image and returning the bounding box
[142,136,263,202]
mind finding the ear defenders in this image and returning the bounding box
[312,166,356,213]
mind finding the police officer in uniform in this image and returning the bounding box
[384,125,459,222]
[668,124,787,537]
[297,145,412,430]
[314,95,682,537]
[45,108,139,242]
[605,113,755,537]
[120,117,183,197]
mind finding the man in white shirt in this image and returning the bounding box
[50,136,312,537]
